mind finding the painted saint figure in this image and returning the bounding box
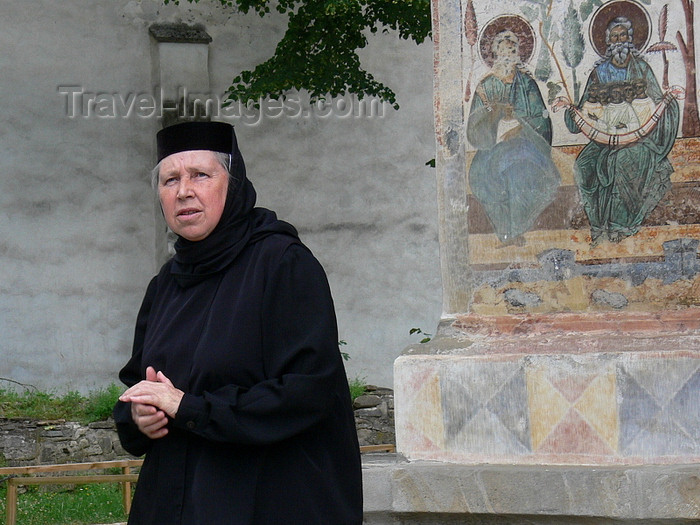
[564,16,679,245]
[467,29,560,245]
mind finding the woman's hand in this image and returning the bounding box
[130,400,169,439]
[120,366,185,438]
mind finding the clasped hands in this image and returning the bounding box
[119,366,184,439]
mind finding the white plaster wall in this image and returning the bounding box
[0,0,440,392]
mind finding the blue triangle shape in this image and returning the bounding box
[618,368,661,453]
[487,366,531,450]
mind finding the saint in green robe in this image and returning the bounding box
[565,55,679,244]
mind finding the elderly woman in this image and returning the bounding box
[113,121,363,524]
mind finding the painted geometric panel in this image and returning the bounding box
[395,351,699,464]
[440,360,530,456]
[526,362,618,456]
[617,367,664,451]
[527,368,571,450]
[487,370,531,450]
[405,370,445,451]
[670,368,700,441]
[618,359,700,456]
[575,372,618,451]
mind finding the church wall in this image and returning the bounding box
[395,0,700,470]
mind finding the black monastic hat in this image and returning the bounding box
[156,121,234,163]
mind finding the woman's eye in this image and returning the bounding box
[195,172,209,178]
[162,177,177,186]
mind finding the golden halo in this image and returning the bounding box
[477,15,536,68]
[589,0,651,57]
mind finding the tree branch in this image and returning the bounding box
[0,377,38,392]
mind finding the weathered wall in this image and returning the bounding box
[0,419,128,466]
[0,1,440,391]
[395,0,700,471]
[434,0,700,314]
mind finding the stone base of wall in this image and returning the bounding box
[0,419,129,466]
[396,312,700,466]
[355,385,395,447]
[362,455,700,524]
[0,386,395,467]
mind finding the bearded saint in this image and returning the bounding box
[564,16,679,245]
[467,30,560,245]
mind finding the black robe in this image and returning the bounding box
[113,228,363,524]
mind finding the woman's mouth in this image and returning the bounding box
[177,208,201,218]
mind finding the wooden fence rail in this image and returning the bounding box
[0,445,395,525]
[0,459,143,525]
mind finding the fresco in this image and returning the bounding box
[463,0,700,313]
[466,16,561,246]
[558,2,680,246]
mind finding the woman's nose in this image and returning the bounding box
[177,179,194,199]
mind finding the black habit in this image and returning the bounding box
[113,125,362,524]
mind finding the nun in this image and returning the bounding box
[113,121,363,524]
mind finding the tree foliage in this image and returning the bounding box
[561,1,584,100]
[165,0,432,109]
[561,1,584,69]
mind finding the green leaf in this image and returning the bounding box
[174,0,431,107]
[535,44,552,82]
[410,327,432,343]
[547,81,562,105]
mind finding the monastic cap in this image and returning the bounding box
[157,121,234,163]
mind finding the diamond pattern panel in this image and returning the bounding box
[619,359,700,455]
[397,352,699,463]
[669,368,700,441]
[440,360,529,455]
[527,362,618,455]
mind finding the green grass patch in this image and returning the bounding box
[348,377,367,401]
[0,482,130,525]
[0,384,123,424]
[1,375,368,422]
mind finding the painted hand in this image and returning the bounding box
[551,97,572,112]
[668,85,686,100]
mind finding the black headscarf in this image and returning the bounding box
[157,122,298,287]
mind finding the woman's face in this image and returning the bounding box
[158,150,229,241]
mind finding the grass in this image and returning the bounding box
[349,376,367,401]
[0,483,130,525]
[0,385,129,523]
[1,378,368,419]
[0,384,123,424]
